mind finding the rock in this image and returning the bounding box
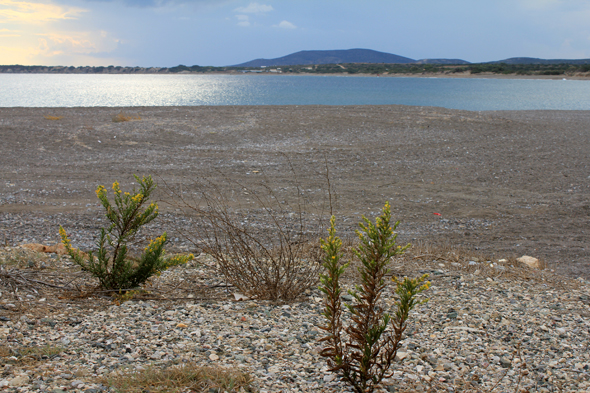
[500,358,512,368]
[517,255,541,269]
[71,380,84,388]
[268,366,280,373]
[150,351,163,360]
[233,293,249,301]
[209,353,219,361]
[45,243,68,255]
[8,375,29,387]
[323,374,336,382]
[21,243,47,252]
[395,351,409,361]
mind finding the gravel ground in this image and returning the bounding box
[1,106,590,279]
[1,246,589,392]
[1,105,590,392]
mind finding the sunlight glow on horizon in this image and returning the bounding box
[0,0,123,66]
[0,0,589,67]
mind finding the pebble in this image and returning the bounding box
[1,250,589,392]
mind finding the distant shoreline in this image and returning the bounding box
[1,69,589,81]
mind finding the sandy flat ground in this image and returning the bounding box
[0,105,589,278]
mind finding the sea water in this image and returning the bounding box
[1,74,589,110]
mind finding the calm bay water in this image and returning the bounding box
[1,74,589,110]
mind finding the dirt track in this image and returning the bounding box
[0,105,589,278]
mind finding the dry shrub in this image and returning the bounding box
[43,115,63,120]
[163,174,331,302]
[101,363,254,393]
[112,112,141,123]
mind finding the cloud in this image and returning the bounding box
[36,31,120,56]
[273,20,296,29]
[233,2,273,14]
[81,0,227,7]
[0,0,86,23]
[0,28,20,37]
[236,14,250,27]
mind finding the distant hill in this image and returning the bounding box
[415,58,470,65]
[232,49,415,67]
[490,57,590,65]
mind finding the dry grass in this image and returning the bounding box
[112,112,141,123]
[0,344,64,364]
[101,363,255,393]
[395,241,577,289]
[339,238,576,290]
[43,115,63,120]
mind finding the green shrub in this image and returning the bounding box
[318,202,430,393]
[59,175,192,292]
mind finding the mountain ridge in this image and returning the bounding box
[232,49,590,67]
[232,49,416,67]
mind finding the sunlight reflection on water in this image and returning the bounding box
[1,74,589,110]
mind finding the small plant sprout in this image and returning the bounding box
[318,202,430,393]
[59,175,193,292]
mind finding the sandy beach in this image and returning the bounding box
[1,105,589,279]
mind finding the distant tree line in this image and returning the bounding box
[278,62,590,75]
[2,63,590,75]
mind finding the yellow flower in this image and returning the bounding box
[95,185,106,197]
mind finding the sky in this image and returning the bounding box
[1,0,590,67]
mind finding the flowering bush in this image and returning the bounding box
[59,175,192,292]
[318,202,430,393]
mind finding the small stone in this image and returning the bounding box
[500,358,512,368]
[176,323,188,328]
[517,255,541,269]
[150,351,163,360]
[8,375,29,387]
[71,380,84,388]
[395,351,409,361]
[209,353,219,361]
[323,374,336,382]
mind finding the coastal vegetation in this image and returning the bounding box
[59,175,193,292]
[319,205,429,393]
[2,62,589,77]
